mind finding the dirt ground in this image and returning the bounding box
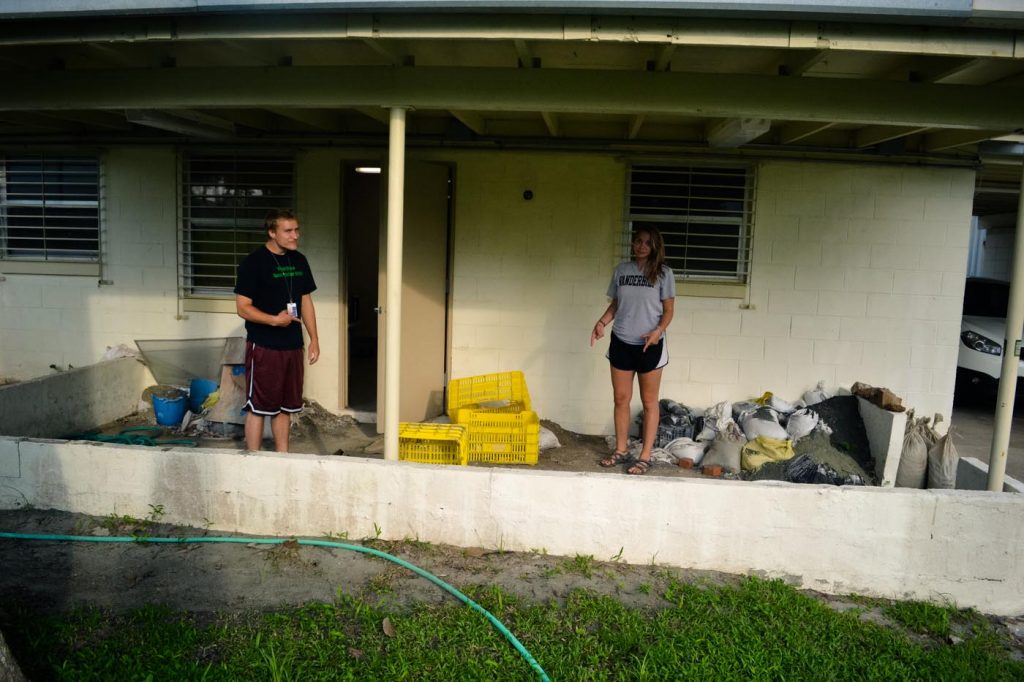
[97,401,708,479]
[1,508,1023,669]
[0,508,737,618]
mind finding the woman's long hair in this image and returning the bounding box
[633,226,666,285]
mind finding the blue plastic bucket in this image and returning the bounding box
[152,393,187,426]
[188,378,219,413]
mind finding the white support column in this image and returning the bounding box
[988,159,1024,491]
[384,107,408,462]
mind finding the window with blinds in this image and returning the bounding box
[181,154,295,297]
[626,164,755,283]
[0,155,101,263]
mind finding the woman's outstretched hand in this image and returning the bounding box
[590,321,606,347]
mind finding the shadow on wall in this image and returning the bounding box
[0,357,151,439]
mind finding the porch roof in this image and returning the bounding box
[0,4,1021,213]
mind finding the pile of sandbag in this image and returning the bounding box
[617,382,886,486]
[896,413,959,489]
[657,384,879,486]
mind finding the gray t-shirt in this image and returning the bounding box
[606,261,676,345]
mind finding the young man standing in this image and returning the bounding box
[234,209,320,452]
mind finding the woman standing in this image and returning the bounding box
[590,227,676,475]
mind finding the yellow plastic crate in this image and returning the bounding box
[398,422,468,466]
[447,371,531,417]
[456,409,540,465]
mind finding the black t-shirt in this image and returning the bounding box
[234,246,317,350]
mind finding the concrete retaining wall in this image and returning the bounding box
[1,438,1021,616]
[0,357,151,438]
[956,456,1024,493]
[857,396,906,487]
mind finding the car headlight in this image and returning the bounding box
[961,330,1002,355]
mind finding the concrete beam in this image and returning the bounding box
[267,106,343,131]
[541,111,559,137]
[781,49,829,76]
[627,114,645,139]
[450,109,485,135]
[5,65,1024,130]
[924,128,1010,151]
[0,15,1020,60]
[854,124,930,148]
[778,120,835,144]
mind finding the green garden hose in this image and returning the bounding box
[0,531,550,681]
[61,426,198,447]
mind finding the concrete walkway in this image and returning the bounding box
[950,402,1024,484]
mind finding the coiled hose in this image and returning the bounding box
[0,532,550,681]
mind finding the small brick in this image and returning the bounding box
[702,464,723,477]
[678,458,695,469]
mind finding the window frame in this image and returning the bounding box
[624,161,756,296]
[178,151,297,304]
[0,153,103,276]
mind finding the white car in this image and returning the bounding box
[957,278,1024,397]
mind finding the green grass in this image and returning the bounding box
[883,600,956,638]
[4,577,1022,681]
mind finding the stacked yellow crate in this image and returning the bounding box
[448,371,540,465]
[397,422,469,465]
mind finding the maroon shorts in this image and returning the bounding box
[244,341,305,416]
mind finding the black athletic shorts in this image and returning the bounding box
[607,332,668,374]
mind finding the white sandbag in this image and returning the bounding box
[927,434,959,489]
[740,407,789,440]
[650,448,674,465]
[697,401,733,442]
[102,343,138,361]
[702,436,742,474]
[539,426,560,451]
[665,437,706,467]
[896,423,928,489]
[732,400,759,421]
[767,394,799,415]
[802,380,832,407]
[785,408,819,442]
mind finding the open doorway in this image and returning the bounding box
[342,165,380,413]
[342,160,454,423]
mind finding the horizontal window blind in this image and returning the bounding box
[181,154,295,296]
[626,164,755,283]
[0,155,101,262]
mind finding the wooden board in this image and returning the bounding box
[219,337,246,366]
[207,363,247,425]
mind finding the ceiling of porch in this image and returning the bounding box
[0,10,1022,214]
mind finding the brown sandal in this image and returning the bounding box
[599,451,632,468]
[626,459,651,475]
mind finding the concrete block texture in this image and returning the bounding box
[3,443,1023,616]
[0,438,20,478]
[0,358,151,439]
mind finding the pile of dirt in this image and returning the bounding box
[807,395,874,472]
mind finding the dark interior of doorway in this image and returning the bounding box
[344,166,380,412]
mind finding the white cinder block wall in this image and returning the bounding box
[973,214,1017,281]
[448,155,974,434]
[0,147,343,411]
[1,148,973,434]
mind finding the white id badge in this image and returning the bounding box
[287,302,298,318]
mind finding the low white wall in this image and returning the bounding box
[857,397,906,487]
[1,438,1021,616]
[0,357,151,438]
[956,456,1024,493]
